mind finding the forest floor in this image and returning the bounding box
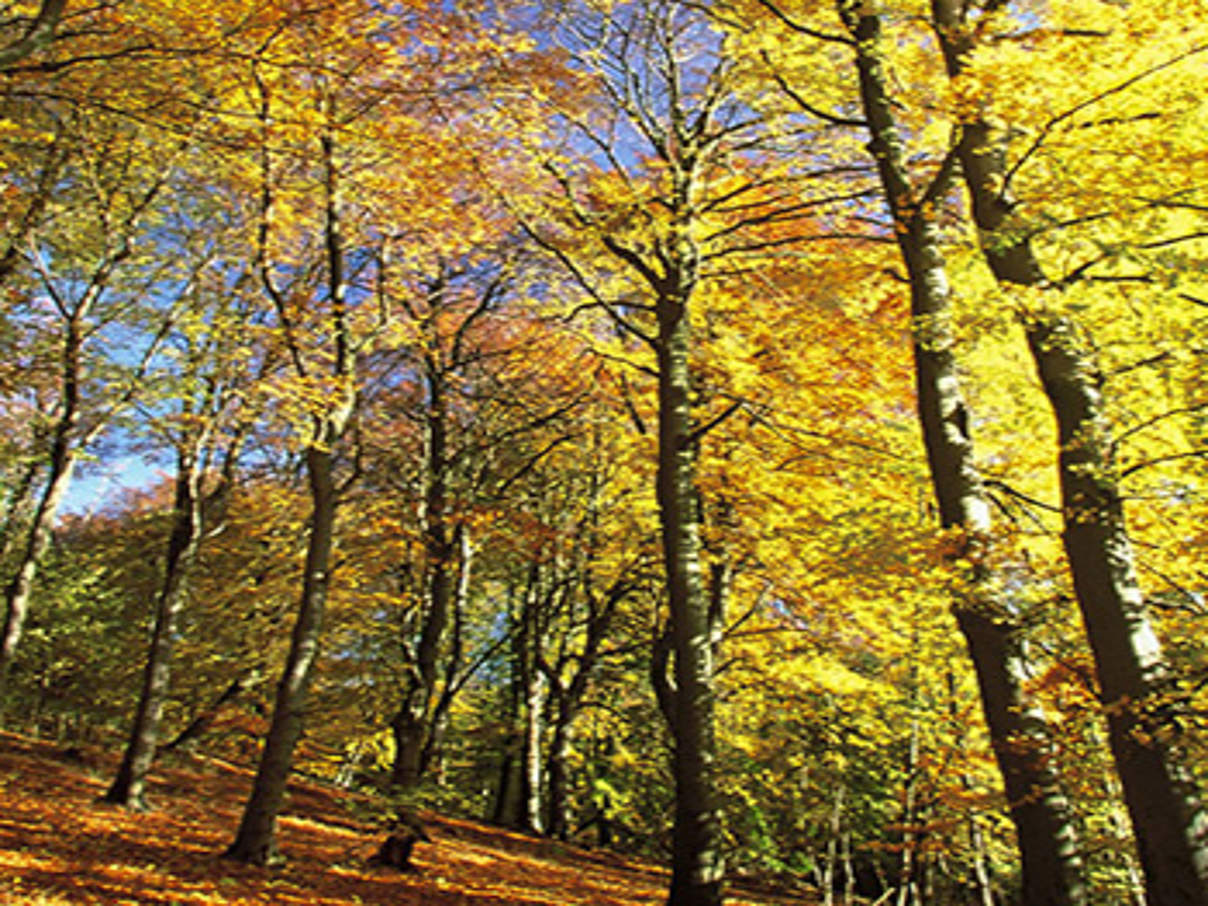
[0,731,813,905]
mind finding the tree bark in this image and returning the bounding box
[105,445,206,809]
[1027,318,1208,903]
[391,363,453,790]
[0,0,66,70]
[224,443,337,865]
[0,320,83,696]
[163,671,262,752]
[928,4,1208,899]
[225,83,352,865]
[521,650,544,835]
[657,282,724,906]
[837,4,1087,903]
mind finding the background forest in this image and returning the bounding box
[1,0,1206,903]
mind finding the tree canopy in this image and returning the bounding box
[1,0,1206,903]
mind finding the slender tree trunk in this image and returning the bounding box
[510,563,543,834]
[492,579,524,826]
[163,671,261,753]
[0,458,43,566]
[928,6,1208,899]
[0,385,80,696]
[420,526,472,784]
[546,706,572,840]
[391,366,452,790]
[105,447,206,809]
[837,5,1087,904]
[226,84,351,863]
[657,284,724,906]
[225,443,337,866]
[521,661,543,834]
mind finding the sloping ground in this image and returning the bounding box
[0,732,809,905]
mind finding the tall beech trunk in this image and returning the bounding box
[657,283,724,906]
[510,561,543,834]
[105,447,206,809]
[226,85,352,865]
[838,4,1086,903]
[545,714,572,840]
[521,654,544,835]
[929,4,1208,899]
[1027,318,1208,903]
[225,442,338,865]
[0,454,77,693]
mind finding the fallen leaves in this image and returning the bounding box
[0,732,806,905]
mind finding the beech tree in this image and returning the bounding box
[928,1,1208,899]
[105,256,259,809]
[0,112,195,696]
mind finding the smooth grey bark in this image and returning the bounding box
[522,642,544,835]
[1027,318,1208,904]
[837,4,1087,903]
[508,561,544,834]
[0,321,85,694]
[928,4,1208,900]
[657,281,724,906]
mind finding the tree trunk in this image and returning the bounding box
[657,284,724,906]
[391,366,453,790]
[838,5,1087,904]
[163,671,261,752]
[0,423,79,696]
[512,562,543,834]
[521,661,543,834]
[545,709,571,840]
[420,526,472,785]
[1027,318,1208,903]
[105,446,206,809]
[0,458,43,567]
[225,443,337,865]
[927,5,1208,898]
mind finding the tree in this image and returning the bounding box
[223,0,527,862]
[0,0,66,72]
[736,1,1089,901]
[105,262,258,809]
[0,110,194,696]
[929,1,1208,899]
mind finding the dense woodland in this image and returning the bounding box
[0,0,1206,903]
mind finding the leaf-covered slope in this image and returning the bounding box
[0,732,806,905]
